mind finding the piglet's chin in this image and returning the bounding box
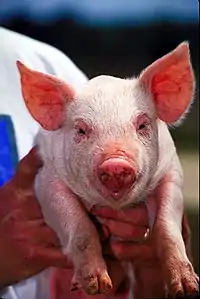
[93,184,136,209]
[105,188,133,201]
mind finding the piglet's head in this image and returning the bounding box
[16,61,74,131]
[83,42,194,208]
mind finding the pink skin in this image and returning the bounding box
[97,158,136,198]
[94,114,150,200]
[17,42,199,298]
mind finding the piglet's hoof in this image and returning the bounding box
[71,268,113,295]
[166,261,199,298]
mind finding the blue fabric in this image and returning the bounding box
[0,115,19,187]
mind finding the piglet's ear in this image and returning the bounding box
[139,42,195,124]
[17,61,74,130]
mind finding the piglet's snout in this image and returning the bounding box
[98,158,136,196]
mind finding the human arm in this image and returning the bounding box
[0,148,67,289]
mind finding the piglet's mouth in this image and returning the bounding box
[96,157,137,201]
[106,188,134,201]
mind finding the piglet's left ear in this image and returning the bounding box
[139,42,195,124]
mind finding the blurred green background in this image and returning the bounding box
[0,0,199,274]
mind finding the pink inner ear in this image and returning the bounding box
[152,60,194,123]
[17,61,74,130]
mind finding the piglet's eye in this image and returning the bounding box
[78,128,86,136]
[136,114,151,136]
[138,123,148,131]
[74,120,91,142]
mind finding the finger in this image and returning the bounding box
[92,204,148,226]
[37,225,61,247]
[16,147,42,181]
[110,241,154,261]
[89,214,110,241]
[1,207,43,228]
[97,217,148,241]
[13,221,61,247]
[33,246,73,269]
[17,198,43,219]
[100,225,110,240]
[13,248,72,283]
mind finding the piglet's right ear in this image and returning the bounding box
[17,61,74,130]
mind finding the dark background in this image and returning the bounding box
[0,0,199,273]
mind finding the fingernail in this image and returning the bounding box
[102,225,110,238]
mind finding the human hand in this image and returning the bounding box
[92,204,166,298]
[0,148,68,288]
[92,204,155,264]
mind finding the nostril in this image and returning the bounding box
[100,172,110,183]
[121,171,133,180]
[120,170,135,184]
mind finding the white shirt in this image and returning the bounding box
[0,27,88,299]
[0,26,88,160]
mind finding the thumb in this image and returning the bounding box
[14,147,43,189]
[36,247,73,269]
[16,147,42,180]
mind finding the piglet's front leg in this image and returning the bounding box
[35,170,112,295]
[147,171,199,298]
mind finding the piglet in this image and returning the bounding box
[17,42,199,298]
